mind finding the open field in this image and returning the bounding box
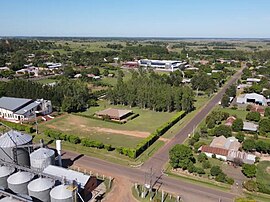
[217,107,249,120]
[79,101,177,132]
[257,161,270,190]
[40,101,177,148]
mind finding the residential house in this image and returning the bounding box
[243,121,258,132]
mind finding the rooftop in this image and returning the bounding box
[43,165,91,188]
[200,145,229,156]
[95,108,132,119]
[0,97,32,112]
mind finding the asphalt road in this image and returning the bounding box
[62,66,244,202]
[141,66,244,172]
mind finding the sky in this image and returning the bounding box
[0,0,269,38]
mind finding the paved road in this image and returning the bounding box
[141,66,244,172]
[62,66,244,202]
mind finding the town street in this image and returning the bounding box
[63,66,244,202]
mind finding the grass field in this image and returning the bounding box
[257,161,270,190]
[36,78,58,84]
[217,107,249,120]
[40,101,177,148]
[79,101,177,132]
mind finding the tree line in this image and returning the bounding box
[0,79,91,112]
[107,70,194,112]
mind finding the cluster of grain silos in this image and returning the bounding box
[0,129,82,202]
[0,130,32,166]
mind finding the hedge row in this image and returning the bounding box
[43,111,186,159]
[132,111,186,158]
[44,129,114,151]
[1,120,35,133]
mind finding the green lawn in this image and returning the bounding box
[217,107,249,120]
[101,69,132,86]
[79,101,177,133]
[36,78,58,84]
[257,161,270,191]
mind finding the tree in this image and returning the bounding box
[103,69,109,76]
[242,164,257,178]
[213,125,232,138]
[210,166,222,176]
[169,144,195,169]
[63,66,75,78]
[202,160,211,169]
[259,119,270,136]
[232,118,244,132]
[221,94,230,107]
[246,111,261,122]
[242,139,256,152]
[264,107,270,117]
[198,153,208,162]
[246,104,253,111]
[236,132,245,143]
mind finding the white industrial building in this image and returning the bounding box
[0,97,52,122]
[236,93,268,106]
[138,59,186,72]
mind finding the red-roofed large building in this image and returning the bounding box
[199,145,229,161]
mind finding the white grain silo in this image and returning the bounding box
[0,165,15,189]
[28,177,55,202]
[30,148,55,171]
[7,171,34,195]
[50,184,73,202]
[0,197,21,202]
[0,130,32,166]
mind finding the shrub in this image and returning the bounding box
[195,167,205,175]
[210,166,222,176]
[232,118,244,132]
[202,160,211,169]
[243,180,258,192]
[198,153,208,162]
[246,111,261,122]
[67,135,81,144]
[242,164,257,178]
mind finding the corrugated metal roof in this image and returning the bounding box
[27,177,55,192]
[200,145,229,156]
[43,165,90,188]
[30,148,55,159]
[0,166,15,177]
[50,184,72,199]
[0,97,32,111]
[15,101,40,115]
[7,171,34,184]
[0,130,32,148]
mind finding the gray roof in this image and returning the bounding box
[0,130,32,148]
[50,185,73,200]
[0,197,21,202]
[30,148,55,159]
[0,97,32,112]
[43,165,90,188]
[243,121,258,132]
[15,101,40,115]
[28,177,55,192]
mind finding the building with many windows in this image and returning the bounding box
[138,59,186,72]
[0,97,52,122]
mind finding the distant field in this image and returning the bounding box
[36,78,58,84]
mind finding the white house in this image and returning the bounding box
[0,97,52,122]
[246,78,261,83]
[236,93,268,106]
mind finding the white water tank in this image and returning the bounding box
[50,184,73,202]
[0,165,15,189]
[7,171,34,194]
[28,177,55,202]
[30,148,55,171]
[0,130,32,166]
